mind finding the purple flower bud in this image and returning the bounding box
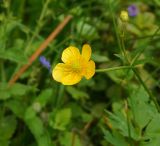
[127,5,139,17]
[39,56,51,71]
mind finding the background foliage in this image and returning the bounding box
[0,0,160,146]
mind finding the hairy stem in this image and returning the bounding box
[120,27,160,113]
[96,65,134,73]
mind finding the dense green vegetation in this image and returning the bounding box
[1,0,160,145]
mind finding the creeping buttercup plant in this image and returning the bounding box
[0,0,160,146]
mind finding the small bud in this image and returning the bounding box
[120,11,129,22]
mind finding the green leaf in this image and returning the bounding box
[0,83,11,100]
[107,69,127,84]
[103,129,128,146]
[154,0,160,6]
[35,88,53,108]
[0,140,9,146]
[105,110,128,136]
[91,103,106,118]
[59,132,82,146]
[92,53,109,63]
[0,50,28,64]
[105,105,140,140]
[128,86,157,129]
[140,135,160,146]
[0,83,36,100]
[10,83,35,96]
[68,103,83,118]
[0,115,17,141]
[145,113,160,135]
[136,13,155,28]
[25,107,37,120]
[77,18,98,40]
[5,99,26,119]
[127,23,141,36]
[66,86,89,100]
[24,107,53,146]
[50,108,72,131]
[131,39,149,65]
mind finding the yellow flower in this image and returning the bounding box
[120,10,129,22]
[52,44,95,85]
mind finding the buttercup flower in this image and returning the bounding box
[52,44,95,85]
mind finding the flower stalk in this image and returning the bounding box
[96,65,134,73]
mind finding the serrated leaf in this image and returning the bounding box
[128,87,157,129]
[50,108,72,131]
[103,129,128,146]
[105,110,128,136]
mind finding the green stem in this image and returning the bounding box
[125,100,132,145]
[108,4,160,145]
[0,61,6,82]
[132,68,160,112]
[130,26,160,65]
[120,30,135,146]
[96,66,133,73]
[56,85,65,108]
[151,26,160,40]
[109,0,124,59]
[25,0,51,51]
[121,33,130,63]
[120,26,160,113]
[108,1,133,141]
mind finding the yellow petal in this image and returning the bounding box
[62,72,82,85]
[52,63,72,82]
[84,60,95,79]
[61,46,80,63]
[82,44,91,61]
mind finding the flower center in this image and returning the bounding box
[70,58,87,75]
[72,62,81,71]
